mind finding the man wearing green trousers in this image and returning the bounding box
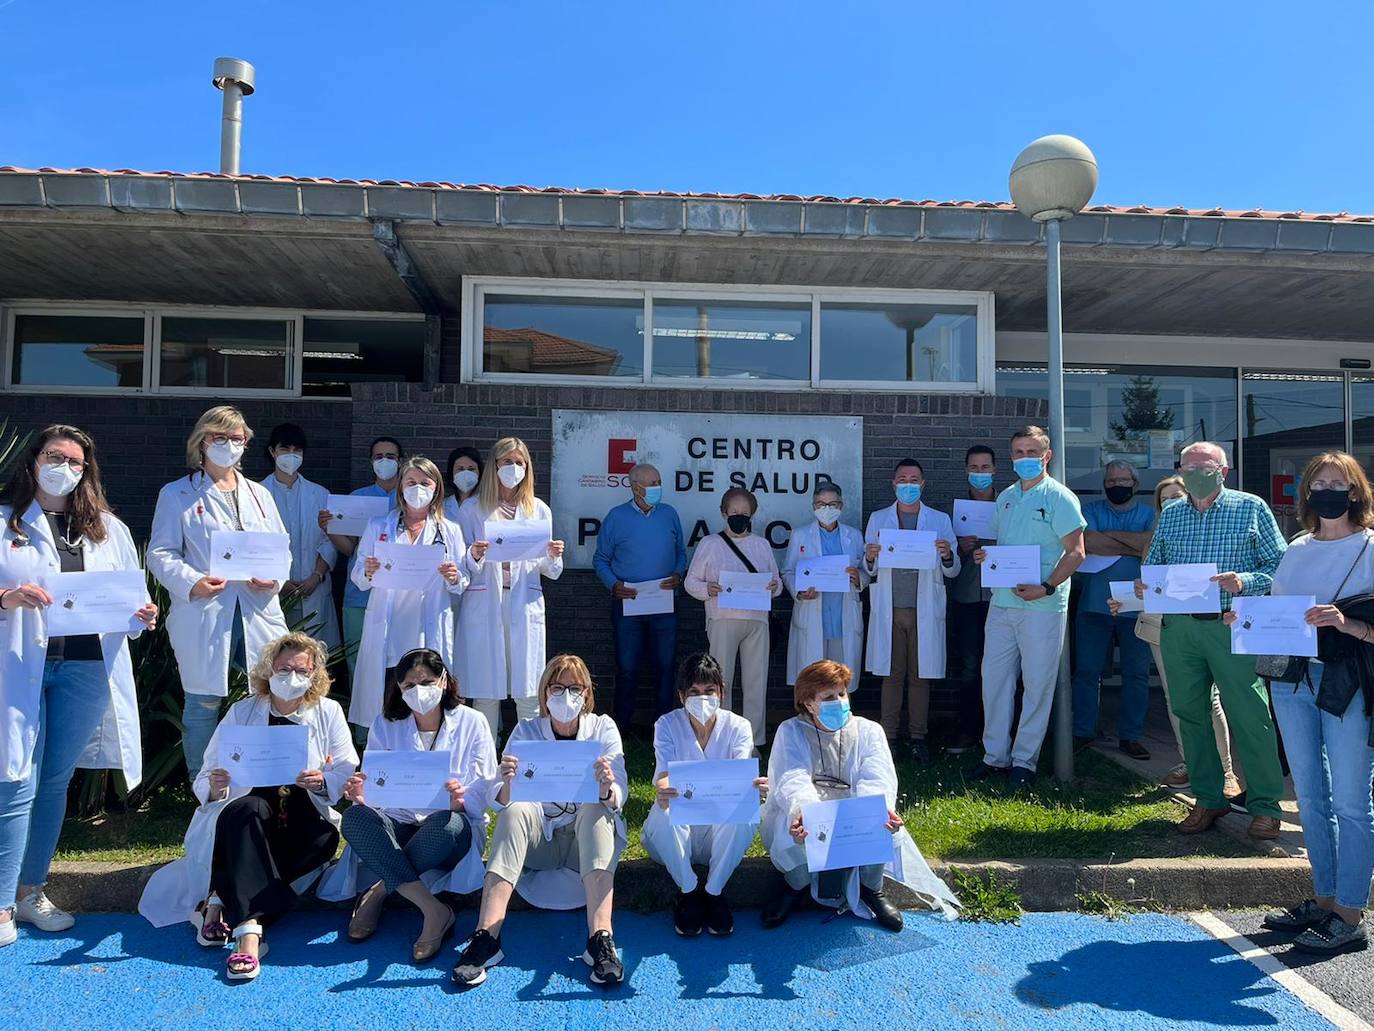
[1139,441,1287,841]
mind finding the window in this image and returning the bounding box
[466,278,994,391]
[158,316,294,392]
[1242,371,1345,536]
[9,314,145,388]
[302,317,426,397]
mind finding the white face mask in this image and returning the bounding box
[270,670,312,701]
[274,452,303,475]
[205,440,245,469]
[454,469,479,494]
[547,691,583,723]
[373,457,399,481]
[402,680,444,715]
[497,464,526,489]
[37,462,82,498]
[685,694,720,724]
[814,505,842,527]
[403,484,435,510]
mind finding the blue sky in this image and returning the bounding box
[2,0,1370,214]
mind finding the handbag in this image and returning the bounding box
[1256,532,1370,683]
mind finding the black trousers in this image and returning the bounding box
[210,787,339,929]
[951,600,989,739]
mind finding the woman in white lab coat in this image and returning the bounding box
[783,483,868,690]
[148,406,290,781]
[455,437,564,741]
[260,422,339,652]
[0,425,157,946]
[450,655,627,990]
[760,659,959,932]
[138,632,357,982]
[642,652,767,938]
[443,446,483,523]
[319,648,496,963]
[349,457,467,730]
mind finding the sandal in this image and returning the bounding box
[193,896,231,948]
[227,921,268,982]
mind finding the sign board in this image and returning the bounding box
[551,410,863,569]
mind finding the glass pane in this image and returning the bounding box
[1351,376,1374,480]
[483,295,642,377]
[1242,371,1345,537]
[995,363,1239,495]
[302,318,425,397]
[819,302,978,383]
[651,300,810,380]
[11,314,145,388]
[159,317,291,390]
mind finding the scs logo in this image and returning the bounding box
[577,438,638,489]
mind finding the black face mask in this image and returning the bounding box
[726,514,752,534]
[1104,485,1135,505]
[1309,488,1352,520]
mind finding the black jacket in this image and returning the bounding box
[1304,593,1374,746]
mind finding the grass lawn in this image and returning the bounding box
[54,733,1249,865]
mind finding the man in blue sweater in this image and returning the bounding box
[594,463,688,730]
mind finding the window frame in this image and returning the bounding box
[462,276,996,392]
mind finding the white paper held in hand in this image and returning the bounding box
[325,494,391,537]
[1230,595,1318,657]
[952,499,996,539]
[1108,580,1144,613]
[1141,563,1221,614]
[484,518,552,563]
[509,739,603,804]
[208,530,291,582]
[717,570,772,611]
[980,545,1040,588]
[877,528,939,570]
[665,758,760,826]
[365,750,454,810]
[623,579,674,616]
[218,723,309,788]
[370,541,446,590]
[795,554,851,593]
[43,569,148,637]
[801,793,895,872]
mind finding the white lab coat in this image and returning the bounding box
[147,472,290,698]
[318,703,497,900]
[455,497,563,701]
[493,713,627,910]
[261,473,340,651]
[761,714,958,920]
[863,503,961,679]
[347,511,468,728]
[138,693,358,928]
[782,521,869,688]
[0,503,147,786]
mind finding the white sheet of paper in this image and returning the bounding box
[980,545,1041,588]
[43,569,148,637]
[1078,554,1121,574]
[953,499,997,539]
[370,541,446,590]
[718,570,772,612]
[1109,580,1145,613]
[623,579,674,616]
[365,750,454,810]
[1231,595,1318,657]
[509,739,602,804]
[878,528,939,570]
[666,758,761,826]
[484,518,552,563]
[219,723,309,788]
[1141,563,1221,614]
[325,494,392,537]
[795,554,851,593]
[801,793,895,873]
[208,530,291,582]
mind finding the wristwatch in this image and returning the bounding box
[1040,581,1057,596]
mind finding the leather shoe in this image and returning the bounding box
[860,885,904,932]
[1118,740,1151,760]
[1248,815,1282,841]
[967,762,1007,783]
[348,880,387,943]
[1176,804,1229,835]
[412,908,455,963]
[761,882,809,929]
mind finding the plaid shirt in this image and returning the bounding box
[1144,488,1286,610]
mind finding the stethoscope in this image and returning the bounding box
[189,470,269,524]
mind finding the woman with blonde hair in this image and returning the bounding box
[138,632,358,981]
[349,456,468,729]
[148,406,289,780]
[456,437,565,739]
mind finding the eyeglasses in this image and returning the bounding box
[208,434,247,447]
[548,684,587,697]
[39,450,86,472]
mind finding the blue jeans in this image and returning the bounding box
[183,613,247,781]
[609,602,678,729]
[0,659,110,909]
[1072,611,1153,741]
[1271,662,1374,910]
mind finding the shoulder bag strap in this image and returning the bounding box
[717,530,758,574]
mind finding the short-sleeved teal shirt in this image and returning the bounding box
[988,476,1087,612]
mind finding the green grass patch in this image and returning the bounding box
[950,868,1022,924]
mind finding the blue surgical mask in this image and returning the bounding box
[816,698,851,733]
[1013,457,1045,481]
[895,483,922,505]
[968,472,994,491]
[642,485,663,507]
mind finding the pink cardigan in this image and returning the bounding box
[684,532,781,623]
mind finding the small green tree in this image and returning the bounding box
[1110,375,1175,439]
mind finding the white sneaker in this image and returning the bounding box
[0,914,16,947]
[16,889,75,932]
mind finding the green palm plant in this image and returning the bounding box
[0,418,34,485]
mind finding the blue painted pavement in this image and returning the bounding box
[5,910,1337,1030]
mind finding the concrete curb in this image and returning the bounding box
[47,855,1315,916]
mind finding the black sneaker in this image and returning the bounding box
[909,739,932,766]
[451,928,503,988]
[673,889,704,937]
[1008,766,1035,791]
[583,929,623,986]
[967,762,1007,783]
[703,891,733,936]
[1263,898,1330,933]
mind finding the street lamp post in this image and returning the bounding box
[1009,134,1098,783]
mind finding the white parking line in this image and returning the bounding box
[1189,911,1372,1031]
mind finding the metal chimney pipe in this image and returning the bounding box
[211,57,256,175]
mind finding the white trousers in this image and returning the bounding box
[706,617,770,746]
[473,696,540,743]
[641,804,755,895]
[980,604,1068,771]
